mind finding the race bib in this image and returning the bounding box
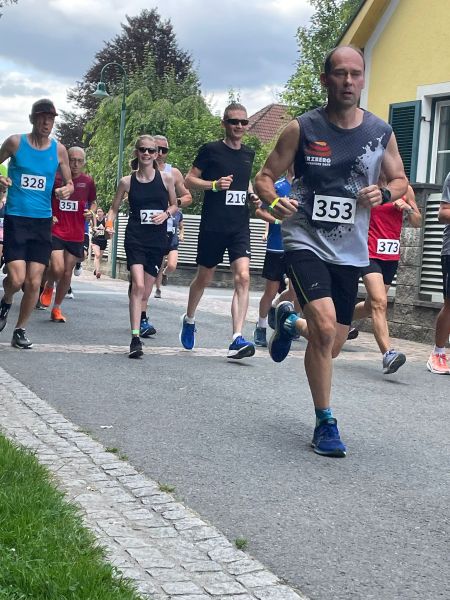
[377,238,400,255]
[140,209,162,224]
[225,190,247,206]
[96,226,105,237]
[312,194,356,224]
[166,216,174,232]
[59,200,78,212]
[21,174,46,191]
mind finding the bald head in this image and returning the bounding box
[324,45,365,75]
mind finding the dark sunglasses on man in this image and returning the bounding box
[158,146,169,154]
[225,118,249,126]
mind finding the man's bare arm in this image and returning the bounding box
[56,143,74,198]
[172,167,192,207]
[438,202,450,224]
[185,166,233,192]
[380,133,408,201]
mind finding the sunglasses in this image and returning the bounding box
[138,147,157,154]
[225,118,249,126]
[158,146,169,154]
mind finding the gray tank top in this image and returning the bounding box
[282,107,392,266]
[441,172,450,256]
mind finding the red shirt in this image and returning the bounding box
[52,173,96,242]
[368,200,403,261]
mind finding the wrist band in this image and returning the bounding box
[274,219,280,225]
[270,197,281,209]
[211,180,218,192]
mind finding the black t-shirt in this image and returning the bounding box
[193,140,255,233]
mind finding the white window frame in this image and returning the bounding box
[429,99,450,185]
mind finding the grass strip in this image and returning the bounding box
[0,433,144,600]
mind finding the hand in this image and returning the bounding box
[216,175,233,191]
[0,175,12,188]
[52,216,58,225]
[83,210,93,222]
[55,185,72,200]
[179,235,184,243]
[393,198,412,212]
[357,185,382,208]
[262,233,267,242]
[268,196,298,220]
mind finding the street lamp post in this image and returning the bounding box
[92,62,127,279]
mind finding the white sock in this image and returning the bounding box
[185,315,195,324]
[258,317,268,328]
[233,332,242,341]
[434,346,446,355]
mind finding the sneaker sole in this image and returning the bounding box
[426,360,450,374]
[140,329,156,338]
[129,349,143,358]
[227,344,256,359]
[179,314,195,350]
[11,341,33,349]
[311,444,347,458]
[254,341,268,347]
[51,317,66,323]
[383,354,406,374]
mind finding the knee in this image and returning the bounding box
[370,295,387,314]
[234,270,250,290]
[309,320,336,349]
[131,282,145,298]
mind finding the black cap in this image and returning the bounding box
[31,98,58,116]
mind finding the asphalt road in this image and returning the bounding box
[1,273,448,600]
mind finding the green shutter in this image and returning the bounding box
[388,100,421,182]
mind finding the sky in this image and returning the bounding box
[0,0,314,142]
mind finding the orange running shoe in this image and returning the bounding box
[426,352,450,375]
[39,286,54,307]
[51,307,66,323]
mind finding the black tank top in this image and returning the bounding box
[125,170,168,248]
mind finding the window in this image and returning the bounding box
[430,99,450,186]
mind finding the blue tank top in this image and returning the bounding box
[6,134,58,218]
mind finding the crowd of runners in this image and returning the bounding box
[0,46,449,458]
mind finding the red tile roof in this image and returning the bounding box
[248,103,290,144]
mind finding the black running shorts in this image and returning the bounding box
[286,249,360,326]
[442,255,450,299]
[262,251,286,282]
[83,233,90,254]
[92,237,107,251]
[360,258,398,286]
[124,241,165,278]
[196,228,251,268]
[3,214,52,266]
[52,235,85,259]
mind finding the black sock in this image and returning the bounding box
[75,262,81,269]
[141,311,147,320]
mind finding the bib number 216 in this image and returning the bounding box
[312,194,355,224]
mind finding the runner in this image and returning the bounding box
[349,179,421,373]
[39,147,96,321]
[106,134,177,358]
[138,134,191,334]
[154,208,184,299]
[0,99,73,348]
[427,171,450,374]
[0,167,6,268]
[254,46,408,456]
[91,207,108,279]
[179,102,258,359]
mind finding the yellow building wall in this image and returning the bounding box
[367,0,450,119]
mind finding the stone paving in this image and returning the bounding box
[0,365,309,600]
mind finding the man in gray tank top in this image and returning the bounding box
[255,46,408,457]
[426,172,450,374]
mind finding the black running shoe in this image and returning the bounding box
[347,327,359,340]
[0,298,12,332]
[129,336,143,358]
[11,328,33,349]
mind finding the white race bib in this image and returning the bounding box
[140,209,163,224]
[312,194,356,224]
[21,174,46,191]
[59,200,78,212]
[225,190,247,206]
[166,216,174,232]
[377,238,400,255]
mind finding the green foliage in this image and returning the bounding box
[281,0,361,116]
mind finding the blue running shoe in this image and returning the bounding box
[311,418,346,457]
[268,301,297,362]
[180,313,195,350]
[382,350,406,374]
[140,317,156,338]
[227,335,255,359]
[253,326,267,347]
[268,306,276,330]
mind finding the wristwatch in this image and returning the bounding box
[177,198,182,207]
[380,187,391,204]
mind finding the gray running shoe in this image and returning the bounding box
[11,328,33,349]
[154,289,162,298]
[382,350,406,374]
[0,298,12,332]
[253,326,267,347]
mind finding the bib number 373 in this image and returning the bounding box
[377,238,400,255]
[225,190,246,206]
[21,174,46,191]
[312,194,356,224]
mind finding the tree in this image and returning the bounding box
[281,0,360,116]
[0,0,17,17]
[56,8,198,145]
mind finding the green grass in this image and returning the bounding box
[234,537,248,551]
[0,433,143,600]
[158,483,175,494]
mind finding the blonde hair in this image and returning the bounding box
[130,134,157,171]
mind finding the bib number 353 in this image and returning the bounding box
[312,194,356,224]
[225,190,246,206]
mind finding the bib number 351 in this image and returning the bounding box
[225,190,246,206]
[21,174,46,191]
[312,194,356,224]
[59,200,78,211]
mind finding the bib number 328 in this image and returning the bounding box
[225,191,246,206]
[312,194,356,224]
[21,174,46,191]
